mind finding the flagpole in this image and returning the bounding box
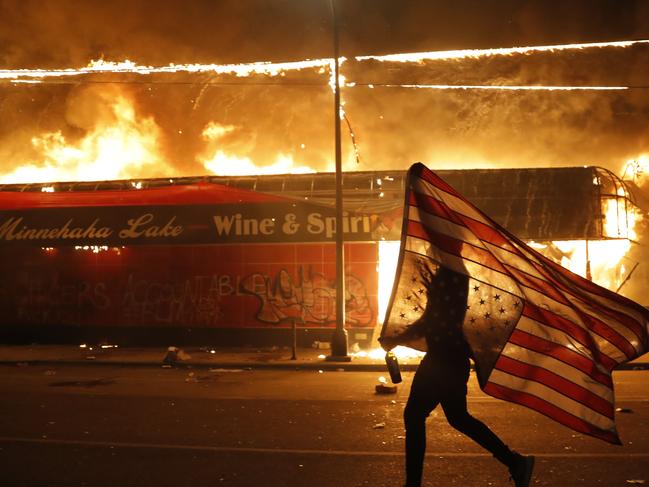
[327,0,350,361]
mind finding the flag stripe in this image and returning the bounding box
[542,252,646,316]
[577,284,647,338]
[409,205,487,250]
[413,178,495,229]
[406,221,507,274]
[494,355,614,418]
[496,239,645,352]
[487,243,546,280]
[507,329,613,387]
[577,312,638,360]
[411,190,514,250]
[410,192,464,227]
[487,368,615,431]
[522,303,619,371]
[500,266,638,362]
[531,260,647,346]
[506,265,570,305]
[414,165,465,199]
[483,381,620,444]
[517,286,630,365]
[498,339,613,403]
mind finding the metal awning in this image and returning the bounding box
[0,165,638,241]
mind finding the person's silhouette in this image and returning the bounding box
[381,263,534,487]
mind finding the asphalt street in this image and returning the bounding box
[0,364,648,487]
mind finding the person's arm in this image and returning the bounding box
[379,321,426,350]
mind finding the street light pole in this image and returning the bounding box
[327,0,350,361]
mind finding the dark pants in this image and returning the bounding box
[404,354,515,487]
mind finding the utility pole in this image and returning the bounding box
[327,0,350,361]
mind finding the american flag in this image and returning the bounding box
[380,162,649,444]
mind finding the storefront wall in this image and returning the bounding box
[0,242,378,346]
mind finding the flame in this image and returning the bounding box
[200,122,320,176]
[377,241,401,323]
[560,160,644,290]
[351,345,424,361]
[203,151,317,176]
[0,58,333,82]
[2,39,647,183]
[551,240,631,291]
[0,91,171,184]
[1,38,645,94]
[603,189,638,240]
[364,84,628,91]
[1,39,647,82]
[356,39,649,63]
[527,167,638,292]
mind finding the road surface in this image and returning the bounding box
[0,364,647,486]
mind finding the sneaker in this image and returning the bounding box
[509,453,535,487]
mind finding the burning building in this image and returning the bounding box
[0,165,642,348]
[1,31,648,349]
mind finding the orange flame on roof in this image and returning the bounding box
[1,40,648,183]
[199,122,322,176]
[0,89,172,184]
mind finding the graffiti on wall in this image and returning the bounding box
[2,265,374,328]
[240,266,373,326]
[120,274,226,326]
[10,272,111,325]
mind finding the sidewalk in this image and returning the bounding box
[0,343,647,371]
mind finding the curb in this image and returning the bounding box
[0,359,421,372]
[1,359,647,372]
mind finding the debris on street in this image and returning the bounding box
[162,346,191,367]
[375,376,397,394]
